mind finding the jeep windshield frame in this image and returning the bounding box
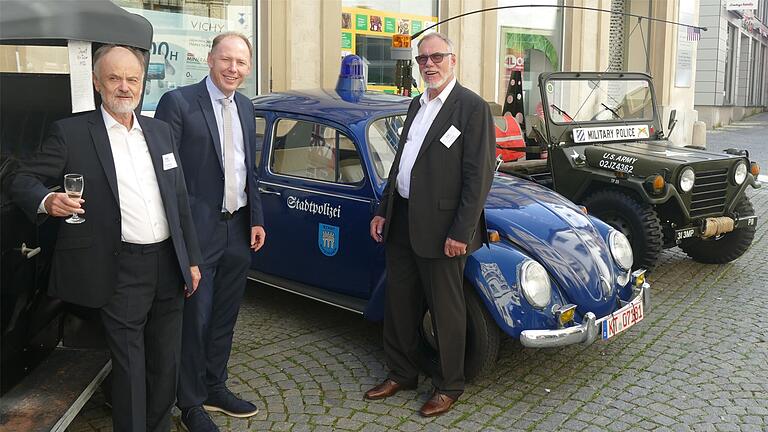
[538,72,663,147]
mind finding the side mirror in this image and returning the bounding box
[667,109,678,136]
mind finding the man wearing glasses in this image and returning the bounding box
[366,32,495,417]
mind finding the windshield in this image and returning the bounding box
[545,78,654,124]
[367,114,405,185]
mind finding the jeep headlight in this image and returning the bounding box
[609,231,633,271]
[734,161,747,185]
[679,167,695,192]
[520,260,551,309]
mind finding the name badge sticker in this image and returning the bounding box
[162,153,178,170]
[440,125,461,148]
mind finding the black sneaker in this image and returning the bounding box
[203,388,259,418]
[180,406,219,432]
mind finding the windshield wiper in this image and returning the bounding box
[601,102,622,119]
[550,103,574,121]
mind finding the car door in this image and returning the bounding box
[251,113,378,300]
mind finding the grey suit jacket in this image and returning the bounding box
[10,109,202,308]
[376,82,495,258]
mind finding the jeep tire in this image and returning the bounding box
[418,284,500,381]
[679,197,756,264]
[582,189,664,270]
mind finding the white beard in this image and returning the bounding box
[422,69,454,90]
[105,96,138,114]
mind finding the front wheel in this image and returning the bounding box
[582,189,664,270]
[679,197,756,264]
[418,284,500,381]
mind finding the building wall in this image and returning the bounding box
[695,0,768,129]
[266,0,340,92]
[263,0,702,144]
[563,0,700,146]
[440,0,497,102]
[695,0,727,106]
[649,0,700,147]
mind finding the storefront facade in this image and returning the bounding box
[116,0,715,145]
[340,2,437,92]
[695,0,768,128]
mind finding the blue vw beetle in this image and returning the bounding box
[247,58,650,379]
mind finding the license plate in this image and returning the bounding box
[741,216,757,227]
[601,295,644,340]
[675,227,696,241]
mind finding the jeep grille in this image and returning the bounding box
[690,168,728,217]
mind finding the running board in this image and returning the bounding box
[248,270,367,315]
[0,348,111,431]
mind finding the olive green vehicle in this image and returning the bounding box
[500,71,760,269]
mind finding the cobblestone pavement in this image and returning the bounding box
[71,117,768,431]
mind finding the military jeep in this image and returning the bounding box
[500,71,760,269]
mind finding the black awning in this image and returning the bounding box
[0,0,152,50]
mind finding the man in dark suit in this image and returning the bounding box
[10,45,201,432]
[365,32,495,417]
[154,32,265,431]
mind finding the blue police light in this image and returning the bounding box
[336,55,366,92]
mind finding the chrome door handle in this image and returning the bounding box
[258,187,281,196]
[19,243,41,259]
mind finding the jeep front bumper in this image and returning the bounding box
[674,214,758,242]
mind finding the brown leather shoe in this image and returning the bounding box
[364,379,411,400]
[419,391,456,417]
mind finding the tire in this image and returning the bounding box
[679,197,756,264]
[582,189,664,270]
[418,284,500,382]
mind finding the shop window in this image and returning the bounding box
[355,35,396,86]
[496,1,563,120]
[115,0,257,111]
[270,119,364,184]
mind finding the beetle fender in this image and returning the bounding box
[465,242,567,338]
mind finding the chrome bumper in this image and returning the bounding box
[520,272,650,349]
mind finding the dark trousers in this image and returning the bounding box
[100,239,184,432]
[383,193,467,399]
[178,210,250,409]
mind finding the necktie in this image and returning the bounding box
[220,98,238,214]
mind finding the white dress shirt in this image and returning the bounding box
[206,76,247,212]
[396,78,457,198]
[38,107,171,244]
[102,106,170,244]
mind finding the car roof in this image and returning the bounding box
[0,0,152,50]
[252,89,411,126]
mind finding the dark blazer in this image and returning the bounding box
[376,82,495,259]
[154,79,264,249]
[10,109,202,308]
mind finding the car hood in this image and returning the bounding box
[485,174,617,315]
[579,141,743,178]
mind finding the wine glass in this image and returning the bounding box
[63,174,85,224]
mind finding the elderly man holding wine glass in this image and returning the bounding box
[10,44,201,432]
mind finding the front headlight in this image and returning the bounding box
[734,161,747,185]
[679,167,695,192]
[520,260,551,309]
[609,231,633,271]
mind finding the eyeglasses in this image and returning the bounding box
[414,52,453,65]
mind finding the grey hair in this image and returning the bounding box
[92,44,146,78]
[417,32,454,52]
